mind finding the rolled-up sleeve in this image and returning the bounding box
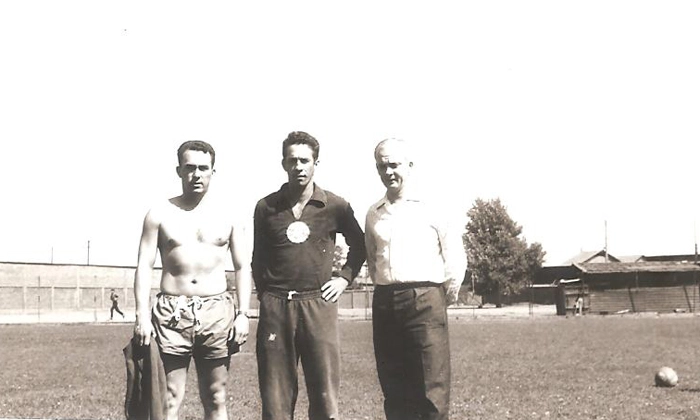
[437,214,468,289]
[364,208,377,283]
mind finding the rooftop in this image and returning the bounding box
[575,261,700,274]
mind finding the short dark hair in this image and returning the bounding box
[282,131,319,161]
[177,140,216,167]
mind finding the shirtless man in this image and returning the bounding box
[133,140,252,420]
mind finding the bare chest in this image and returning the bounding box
[159,211,231,250]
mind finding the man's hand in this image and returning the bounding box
[133,319,153,347]
[445,282,461,306]
[321,277,349,302]
[230,314,250,345]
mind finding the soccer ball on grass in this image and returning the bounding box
[654,366,678,388]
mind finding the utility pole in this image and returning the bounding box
[694,221,698,264]
[604,220,608,262]
[694,221,698,312]
[87,240,90,266]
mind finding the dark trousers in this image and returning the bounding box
[373,284,451,420]
[256,289,340,420]
[111,302,124,319]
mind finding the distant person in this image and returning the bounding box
[365,138,467,420]
[133,140,252,420]
[110,288,125,320]
[252,131,366,420]
[575,295,583,316]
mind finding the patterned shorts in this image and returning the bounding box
[152,292,235,359]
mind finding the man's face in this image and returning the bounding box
[375,143,412,195]
[282,144,316,188]
[177,149,214,195]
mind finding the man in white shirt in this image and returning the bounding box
[365,138,467,420]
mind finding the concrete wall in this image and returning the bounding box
[0,262,375,313]
[0,261,161,288]
[0,262,158,312]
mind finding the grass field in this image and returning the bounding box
[2,316,700,419]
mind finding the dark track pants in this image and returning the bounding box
[256,289,340,420]
[111,303,124,319]
[373,283,451,420]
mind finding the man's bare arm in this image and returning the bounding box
[230,223,252,345]
[134,210,159,346]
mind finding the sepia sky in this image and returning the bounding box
[1,1,699,267]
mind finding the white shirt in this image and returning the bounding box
[365,196,467,288]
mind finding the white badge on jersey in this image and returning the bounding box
[286,221,310,244]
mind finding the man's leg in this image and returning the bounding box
[195,356,230,420]
[161,354,191,420]
[298,298,339,420]
[373,289,412,420]
[403,287,451,420]
[256,293,299,420]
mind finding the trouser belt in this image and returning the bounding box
[375,281,444,292]
[265,288,323,301]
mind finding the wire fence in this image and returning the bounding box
[0,285,375,314]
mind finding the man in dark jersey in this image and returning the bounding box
[252,131,366,420]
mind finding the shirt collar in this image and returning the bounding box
[309,184,328,206]
[278,183,328,207]
[375,194,420,210]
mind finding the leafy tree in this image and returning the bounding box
[464,198,546,307]
[332,243,364,289]
[333,244,347,274]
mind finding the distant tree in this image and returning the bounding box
[332,244,347,274]
[332,243,363,289]
[464,198,546,307]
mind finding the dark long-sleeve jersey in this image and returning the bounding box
[252,183,366,294]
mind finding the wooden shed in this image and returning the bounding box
[575,261,700,314]
[539,261,700,315]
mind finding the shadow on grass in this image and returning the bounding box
[679,388,700,393]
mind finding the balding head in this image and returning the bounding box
[373,138,414,201]
[373,138,412,164]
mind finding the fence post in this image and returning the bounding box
[628,274,637,313]
[365,288,371,320]
[38,276,41,323]
[76,272,81,310]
